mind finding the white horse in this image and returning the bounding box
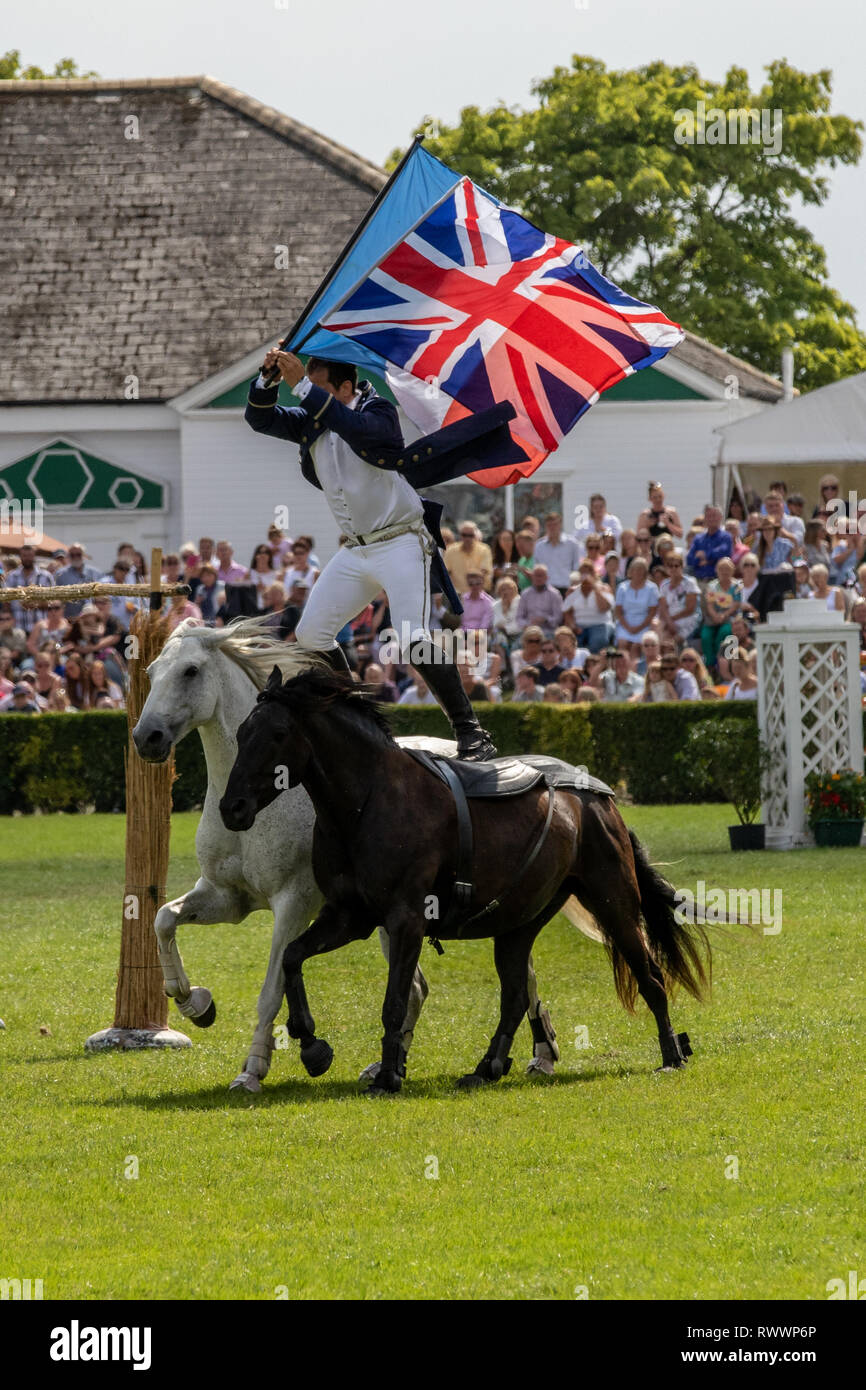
[133,617,599,1092]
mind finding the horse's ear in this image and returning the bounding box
[267,665,282,692]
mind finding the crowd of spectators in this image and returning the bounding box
[3,473,866,715]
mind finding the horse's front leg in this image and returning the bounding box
[358,925,429,1084]
[367,908,426,1097]
[282,901,376,1080]
[231,879,323,1094]
[154,877,247,1028]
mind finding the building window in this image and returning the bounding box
[422,480,564,541]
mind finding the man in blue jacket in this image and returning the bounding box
[246,348,526,758]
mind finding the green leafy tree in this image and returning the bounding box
[0,49,97,80]
[393,57,866,390]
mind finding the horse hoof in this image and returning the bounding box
[229,1071,261,1093]
[457,1072,487,1090]
[526,1056,556,1077]
[190,999,217,1029]
[300,1038,334,1077]
[358,1060,381,1084]
[656,1060,686,1073]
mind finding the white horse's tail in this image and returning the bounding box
[561,895,605,944]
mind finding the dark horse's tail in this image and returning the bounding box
[608,830,712,1013]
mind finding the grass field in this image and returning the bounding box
[1,805,863,1301]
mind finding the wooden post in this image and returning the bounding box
[85,549,191,1051]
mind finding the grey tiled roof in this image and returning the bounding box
[1,77,386,403]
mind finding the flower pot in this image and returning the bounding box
[811,819,864,847]
[728,823,765,851]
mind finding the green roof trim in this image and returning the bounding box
[599,370,704,402]
[0,440,165,511]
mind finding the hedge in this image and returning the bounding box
[0,701,769,814]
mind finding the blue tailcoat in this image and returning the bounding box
[245,378,527,614]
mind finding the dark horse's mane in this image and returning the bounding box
[258,665,397,745]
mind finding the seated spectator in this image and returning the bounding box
[491,577,523,648]
[679,645,715,697]
[754,516,794,573]
[557,670,583,702]
[283,537,321,590]
[637,481,683,540]
[55,543,101,618]
[161,552,185,592]
[166,593,204,632]
[533,512,581,596]
[363,662,398,704]
[739,554,761,620]
[601,552,623,597]
[0,680,40,714]
[60,652,91,710]
[553,626,589,674]
[813,474,845,519]
[513,666,542,702]
[658,549,700,644]
[0,605,27,658]
[542,684,567,703]
[575,684,599,703]
[686,505,733,581]
[637,630,661,676]
[26,600,68,655]
[46,684,71,712]
[247,545,280,608]
[803,520,831,568]
[491,528,518,585]
[640,660,678,702]
[522,515,541,540]
[725,649,758,700]
[619,529,638,575]
[31,650,63,708]
[214,540,250,585]
[513,530,536,590]
[89,659,125,707]
[0,646,15,698]
[457,656,491,702]
[99,559,141,630]
[593,647,645,702]
[460,570,495,634]
[192,565,226,624]
[792,558,813,599]
[764,489,803,546]
[829,533,861,587]
[811,562,845,613]
[444,521,493,593]
[267,524,293,566]
[726,493,747,535]
[511,626,545,679]
[725,520,751,572]
[562,559,614,651]
[6,543,55,631]
[582,533,605,575]
[534,639,566,688]
[398,670,438,706]
[700,556,742,671]
[515,564,563,635]
[614,557,659,657]
[576,492,622,550]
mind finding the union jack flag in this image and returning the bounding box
[321,177,683,485]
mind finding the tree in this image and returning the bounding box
[392,57,866,391]
[0,50,97,80]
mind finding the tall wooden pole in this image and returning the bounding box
[86,549,191,1051]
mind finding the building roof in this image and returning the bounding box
[2,75,786,408]
[718,369,866,464]
[1,76,386,404]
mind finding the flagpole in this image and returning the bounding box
[260,134,426,385]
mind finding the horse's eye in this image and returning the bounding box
[183,666,198,679]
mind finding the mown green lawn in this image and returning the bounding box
[0,806,862,1301]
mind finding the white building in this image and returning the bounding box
[1,76,786,572]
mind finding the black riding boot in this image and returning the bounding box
[411,642,497,761]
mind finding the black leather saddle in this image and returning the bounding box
[405,748,614,800]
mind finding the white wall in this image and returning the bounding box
[179,413,338,566]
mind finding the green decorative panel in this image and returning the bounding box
[0,441,165,511]
[599,369,704,401]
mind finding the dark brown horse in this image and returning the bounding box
[220,665,710,1095]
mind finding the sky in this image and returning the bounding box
[10,0,866,340]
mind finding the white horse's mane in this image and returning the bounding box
[163,615,320,690]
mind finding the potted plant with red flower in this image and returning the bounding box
[804,769,866,847]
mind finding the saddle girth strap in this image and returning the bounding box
[456,784,556,936]
[433,756,474,914]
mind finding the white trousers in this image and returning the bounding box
[295,527,435,658]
